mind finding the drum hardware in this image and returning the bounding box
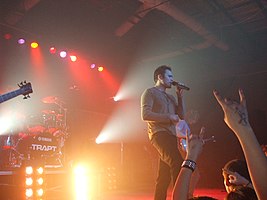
[0,134,24,168]
[41,96,69,166]
[42,109,56,115]
[42,96,60,104]
[0,95,70,168]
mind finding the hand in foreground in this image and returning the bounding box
[213,89,251,133]
[185,127,205,161]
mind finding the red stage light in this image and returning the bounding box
[4,33,12,40]
[31,42,39,49]
[49,47,56,54]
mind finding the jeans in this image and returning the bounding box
[151,131,182,200]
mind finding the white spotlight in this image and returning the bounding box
[113,96,120,102]
[95,134,108,144]
[59,51,67,58]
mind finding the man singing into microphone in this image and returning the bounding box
[141,65,186,200]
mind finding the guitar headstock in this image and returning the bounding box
[18,81,33,99]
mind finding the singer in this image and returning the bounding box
[141,65,186,200]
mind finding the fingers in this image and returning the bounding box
[213,89,225,108]
[185,129,189,152]
[239,88,246,107]
[199,127,205,139]
[186,129,189,140]
[214,89,245,109]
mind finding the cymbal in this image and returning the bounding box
[42,96,58,104]
[42,110,56,115]
[56,114,64,120]
[27,125,45,134]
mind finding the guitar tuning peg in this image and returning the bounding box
[23,96,27,99]
[27,94,30,98]
[24,80,27,84]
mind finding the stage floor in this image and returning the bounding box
[0,168,227,200]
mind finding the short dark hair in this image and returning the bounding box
[153,65,172,83]
[223,159,251,183]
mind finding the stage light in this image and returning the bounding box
[36,188,44,197]
[37,177,44,185]
[98,66,104,72]
[31,42,39,49]
[70,55,77,62]
[26,177,33,186]
[25,166,33,175]
[18,38,25,44]
[36,167,43,175]
[25,188,33,198]
[95,134,108,144]
[23,164,45,200]
[73,164,90,200]
[4,33,12,40]
[0,117,12,135]
[90,63,96,69]
[49,47,56,54]
[59,51,67,58]
[113,96,120,102]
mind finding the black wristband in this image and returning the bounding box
[181,159,196,172]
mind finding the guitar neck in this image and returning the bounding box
[0,89,22,103]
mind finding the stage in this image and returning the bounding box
[0,167,227,200]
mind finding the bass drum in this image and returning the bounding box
[16,132,59,160]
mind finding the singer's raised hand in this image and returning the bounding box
[176,86,184,98]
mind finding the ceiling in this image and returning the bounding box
[1,0,267,64]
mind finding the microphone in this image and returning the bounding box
[171,81,190,91]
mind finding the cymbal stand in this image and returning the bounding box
[56,102,69,166]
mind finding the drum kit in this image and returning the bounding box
[0,96,69,168]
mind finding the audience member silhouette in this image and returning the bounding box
[222,159,253,193]
[172,89,267,200]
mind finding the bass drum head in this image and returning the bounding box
[17,132,59,159]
